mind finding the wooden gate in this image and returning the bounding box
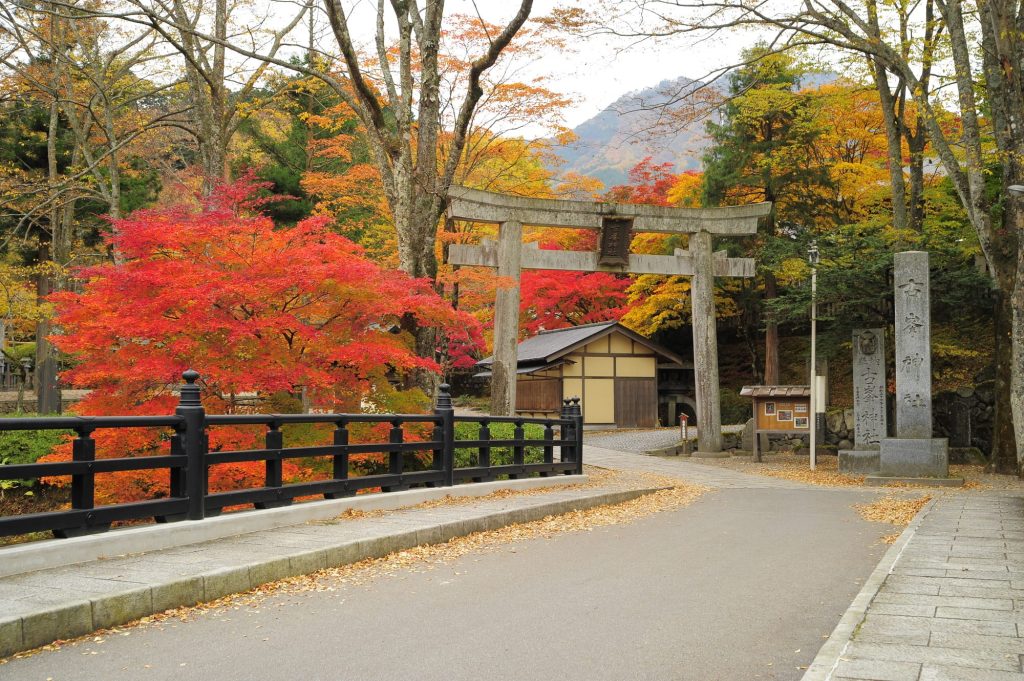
[614,378,657,428]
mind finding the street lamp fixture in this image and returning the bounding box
[808,241,819,471]
[808,241,820,266]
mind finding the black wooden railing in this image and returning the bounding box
[0,371,584,540]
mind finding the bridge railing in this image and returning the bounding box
[0,371,584,540]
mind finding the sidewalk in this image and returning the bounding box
[805,492,1024,681]
[0,472,663,658]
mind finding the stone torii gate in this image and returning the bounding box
[446,186,771,453]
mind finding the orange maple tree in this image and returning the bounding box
[42,178,482,503]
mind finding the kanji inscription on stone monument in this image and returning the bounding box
[852,328,887,447]
[894,251,933,439]
[874,250,951,481]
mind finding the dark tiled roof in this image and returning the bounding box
[477,322,616,366]
[520,321,619,363]
[473,358,575,378]
[478,321,685,367]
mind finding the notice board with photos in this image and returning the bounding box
[741,385,813,432]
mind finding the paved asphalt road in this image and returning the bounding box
[5,486,893,681]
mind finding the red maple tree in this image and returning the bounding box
[44,178,482,502]
[518,243,631,335]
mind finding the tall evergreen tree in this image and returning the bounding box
[702,46,836,383]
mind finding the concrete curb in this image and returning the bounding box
[864,475,964,487]
[0,475,587,579]
[642,444,684,457]
[0,484,660,658]
[800,496,938,681]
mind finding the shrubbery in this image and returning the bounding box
[0,422,70,493]
[720,387,752,425]
[453,422,548,468]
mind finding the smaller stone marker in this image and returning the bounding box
[839,328,887,473]
[871,251,954,483]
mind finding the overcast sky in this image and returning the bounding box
[334,0,764,131]
[524,1,763,129]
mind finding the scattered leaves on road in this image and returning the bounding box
[0,471,705,663]
[686,453,865,487]
[327,468,624,522]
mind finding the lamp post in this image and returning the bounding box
[808,241,819,471]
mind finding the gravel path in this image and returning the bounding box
[584,426,745,453]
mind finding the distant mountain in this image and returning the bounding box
[550,71,839,189]
[551,76,718,189]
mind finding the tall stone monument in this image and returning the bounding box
[875,251,950,479]
[838,328,887,473]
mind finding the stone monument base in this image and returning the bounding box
[838,449,880,474]
[691,450,732,459]
[878,437,949,478]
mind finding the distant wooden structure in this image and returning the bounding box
[475,322,686,429]
[740,385,812,461]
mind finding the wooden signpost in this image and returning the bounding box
[445,187,770,454]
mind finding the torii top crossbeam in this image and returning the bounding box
[447,186,771,234]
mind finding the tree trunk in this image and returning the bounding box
[991,287,1016,472]
[35,242,61,414]
[906,124,927,231]
[763,271,779,384]
[1011,201,1024,476]
[39,72,63,415]
[869,61,909,233]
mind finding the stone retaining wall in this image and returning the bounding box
[823,379,995,456]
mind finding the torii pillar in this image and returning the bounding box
[491,219,523,416]
[446,187,771,454]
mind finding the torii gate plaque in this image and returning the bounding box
[447,187,771,454]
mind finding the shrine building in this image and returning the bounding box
[475,322,690,429]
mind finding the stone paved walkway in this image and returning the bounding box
[809,492,1024,681]
[584,445,817,489]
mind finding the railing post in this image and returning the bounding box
[429,414,443,488]
[510,419,525,479]
[571,397,584,475]
[176,369,207,521]
[325,419,350,498]
[476,419,491,483]
[70,426,95,513]
[158,427,188,523]
[54,425,108,537]
[435,383,455,487]
[383,419,404,492]
[559,399,573,466]
[168,429,186,499]
[256,420,289,509]
[541,420,555,477]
